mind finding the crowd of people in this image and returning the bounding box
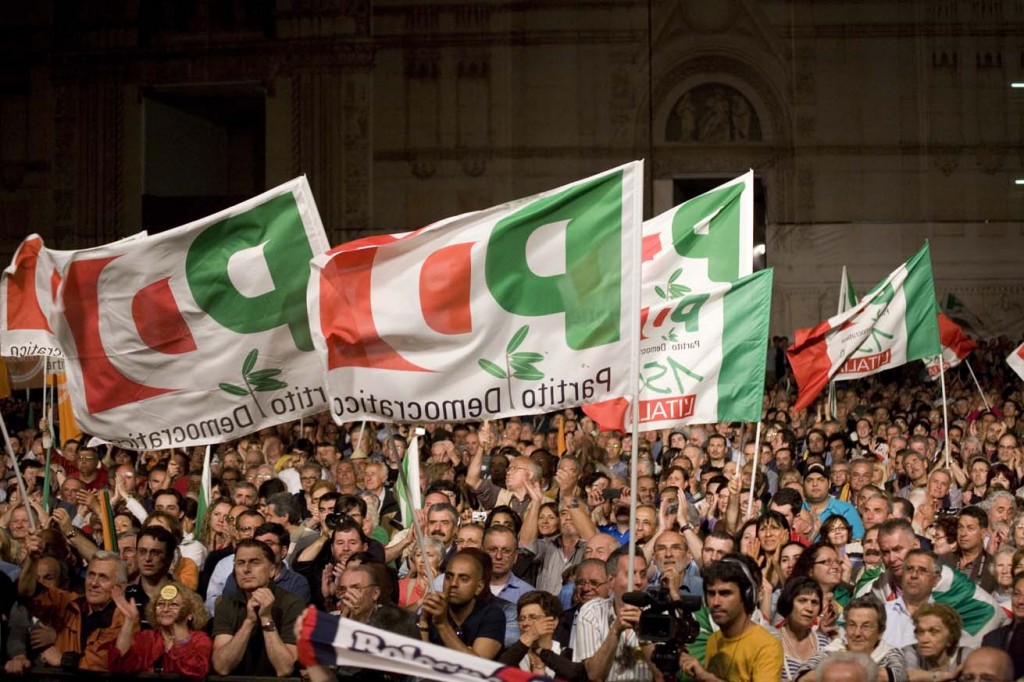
[0,336,1022,681]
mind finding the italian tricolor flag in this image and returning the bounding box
[788,243,941,411]
[1008,340,1024,381]
[923,313,977,380]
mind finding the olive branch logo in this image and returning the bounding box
[654,267,691,301]
[219,348,286,418]
[478,325,544,410]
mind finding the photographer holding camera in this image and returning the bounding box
[678,554,783,682]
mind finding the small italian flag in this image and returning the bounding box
[788,243,941,411]
[1008,340,1024,381]
[395,434,421,527]
[195,446,212,533]
[923,313,977,380]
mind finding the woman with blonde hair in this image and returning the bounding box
[109,581,212,679]
[901,602,970,680]
[198,498,233,552]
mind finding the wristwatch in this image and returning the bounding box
[261,620,277,632]
[65,527,78,539]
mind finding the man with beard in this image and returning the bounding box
[856,518,1006,647]
[803,463,864,540]
[212,539,303,676]
[124,526,177,627]
[651,529,703,599]
[678,554,783,681]
[69,447,108,491]
[298,519,370,611]
[706,434,730,469]
[896,450,930,499]
[418,549,504,658]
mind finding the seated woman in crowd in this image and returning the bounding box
[109,581,211,680]
[791,541,850,636]
[818,513,858,581]
[777,577,833,681]
[398,537,443,612]
[901,603,970,681]
[497,590,584,681]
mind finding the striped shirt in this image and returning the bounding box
[571,597,653,682]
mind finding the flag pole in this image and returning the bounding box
[938,357,951,469]
[747,421,762,516]
[0,409,37,532]
[384,422,436,591]
[625,161,644,592]
[963,359,991,412]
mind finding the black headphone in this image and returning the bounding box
[720,556,759,613]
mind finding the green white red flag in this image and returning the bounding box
[1008,340,1024,381]
[52,177,330,448]
[309,162,643,423]
[0,232,146,358]
[923,313,977,380]
[585,172,762,431]
[788,243,941,411]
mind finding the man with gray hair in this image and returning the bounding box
[18,531,133,671]
[796,595,906,681]
[815,651,878,681]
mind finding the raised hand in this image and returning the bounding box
[111,585,140,622]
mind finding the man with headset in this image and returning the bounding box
[678,554,783,681]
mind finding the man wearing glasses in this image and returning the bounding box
[795,595,906,681]
[483,525,534,647]
[69,446,108,491]
[124,526,178,628]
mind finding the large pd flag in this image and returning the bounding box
[310,162,643,423]
[788,243,941,411]
[52,177,330,448]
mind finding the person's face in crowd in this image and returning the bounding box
[137,534,172,578]
[36,556,62,589]
[970,460,990,487]
[927,471,951,501]
[412,546,441,578]
[62,440,79,460]
[1013,518,1024,550]
[810,546,842,589]
[879,528,917,578]
[337,568,379,620]
[210,501,231,535]
[427,510,456,546]
[537,505,560,537]
[483,531,517,580]
[59,477,83,503]
[663,468,686,492]
[316,445,340,469]
[574,562,610,604]
[844,606,882,654]
[114,514,135,535]
[233,485,256,508]
[930,528,957,555]
[830,463,849,489]
[488,455,508,487]
[557,503,580,538]
[775,448,793,473]
[758,520,787,554]
[990,496,1015,525]
[235,545,277,592]
[856,419,873,443]
[610,556,647,599]
[913,614,953,661]
[871,462,886,486]
[153,590,189,629]
[362,462,387,492]
[701,536,734,566]
[994,551,1014,590]
[653,531,688,573]
[234,514,261,542]
[829,439,848,462]
[787,588,821,631]
[768,503,796,532]
[957,515,985,554]
[706,436,727,462]
[996,435,1018,467]
[331,529,366,566]
[444,555,484,608]
[255,531,287,565]
[635,507,657,543]
[334,461,357,490]
[959,648,1015,682]
[84,558,119,607]
[903,454,926,483]
[705,578,745,628]
[806,432,825,455]
[455,524,484,550]
[901,553,939,601]
[119,533,138,578]
[154,492,183,520]
[9,507,31,540]
[1011,575,1024,620]
[148,469,168,495]
[823,519,851,547]
[583,533,619,561]
[299,468,319,493]
[990,470,1013,490]
[803,470,829,503]
[780,544,805,579]
[636,476,657,505]
[985,421,1003,446]
[76,449,99,476]
[859,497,889,531]
[861,527,881,567]
[849,462,873,493]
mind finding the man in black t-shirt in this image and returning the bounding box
[212,539,305,677]
[418,548,504,659]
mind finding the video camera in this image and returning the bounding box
[622,587,702,677]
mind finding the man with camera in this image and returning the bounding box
[572,546,660,681]
[678,554,783,682]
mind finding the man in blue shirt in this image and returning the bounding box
[803,463,865,539]
[483,525,533,647]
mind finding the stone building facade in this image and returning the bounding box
[0,1,1021,337]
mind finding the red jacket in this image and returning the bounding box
[108,629,212,680]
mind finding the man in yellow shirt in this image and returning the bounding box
[679,554,784,682]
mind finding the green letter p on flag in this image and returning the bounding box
[53,177,330,448]
[788,243,941,411]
